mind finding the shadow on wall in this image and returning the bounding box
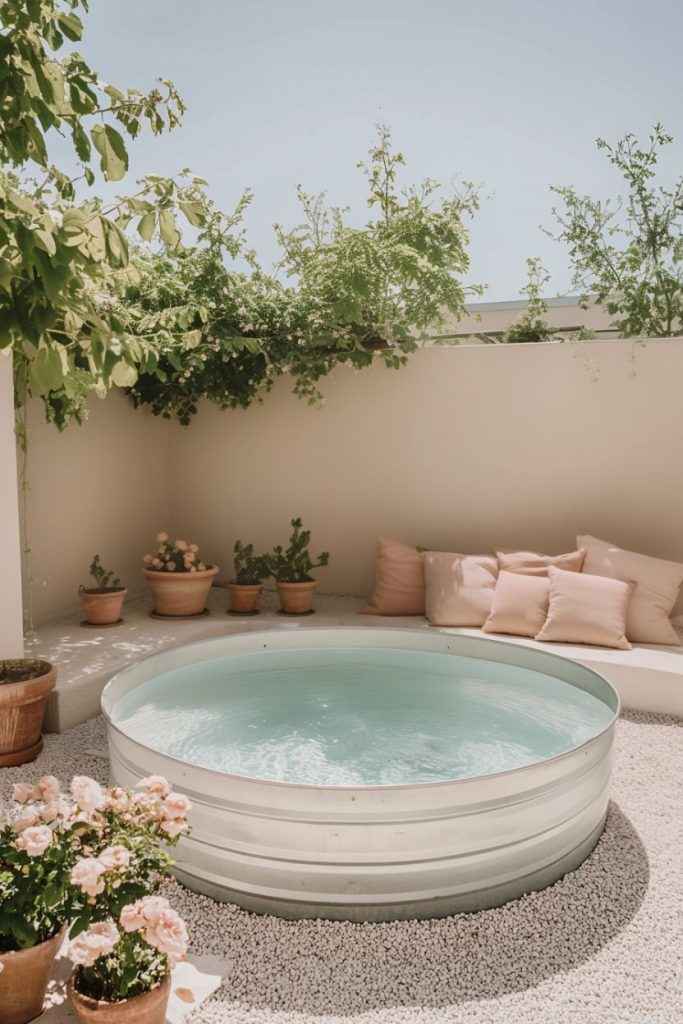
[203,801,648,1014]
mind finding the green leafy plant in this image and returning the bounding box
[502,258,556,344]
[120,124,483,424]
[548,123,683,338]
[0,0,209,429]
[269,518,330,583]
[87,555,121,590]
[232,541,270,585]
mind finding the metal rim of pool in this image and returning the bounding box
[101,627,620,922]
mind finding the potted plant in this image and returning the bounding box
[269,518,330,615]
[79,556,127,627]
[0,775,87,1024]
[64,773,191,1024]
[0,660,56,768]
[142,534,218,618]
[227,541,270,615]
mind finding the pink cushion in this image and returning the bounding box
[535,566,634,650]
[578,534,683,646]
[495,548,586,576]
[425,552,498,627]
[483,571,550,638]
[361,537,425,616]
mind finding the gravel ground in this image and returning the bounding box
[1,712,681,1024]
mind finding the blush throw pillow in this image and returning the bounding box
[535,566,633,650]
[495,548,586,576]
[483,571,550,638]
[578,534,683,646]
[424,552,498,627]
[361,537,425,615]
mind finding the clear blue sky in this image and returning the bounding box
[78,0,683,300]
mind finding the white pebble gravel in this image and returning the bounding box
[1,712,680,1024]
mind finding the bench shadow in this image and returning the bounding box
[212,801,649,1015]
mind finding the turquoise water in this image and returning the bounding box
[112,647,614,786]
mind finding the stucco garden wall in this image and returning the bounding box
[22,389,171,624]
[20,338,683,626]
[171,338,683,609]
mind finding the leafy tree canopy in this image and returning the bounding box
[549,124,683,338]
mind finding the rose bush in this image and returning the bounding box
[143,533,209,573]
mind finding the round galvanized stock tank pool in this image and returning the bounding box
[101,627,619,921]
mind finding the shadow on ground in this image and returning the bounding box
[176,801,649,1015]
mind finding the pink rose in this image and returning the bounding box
[14,824,52,856]
[120,902,146,933]
[163,792,191,818]
[98,845,130,871]
[175,540,188,551]
[105,787,129,812]
[144,906,188,961]
[12,782,35,804]
[197,562,206,571]
[189,544,199,553]
[70,856,106,897]
[71,776,105,813]
[137,775,170,798]
[68,920,119,968]
[157,532,169,543]
[12,809,39,834]
[35,775,60,803]
[152,558,163,569]
[143,554,153,564]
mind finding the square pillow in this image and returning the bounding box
[578,534,683,646]
[425,552,498,627]
[495,547,586,576]
[483,571,550,638]
[535,566,633,650]
[361,537,425,616]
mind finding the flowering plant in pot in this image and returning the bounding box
[227,541,271,615]
[64,773,191,1023]
[0,775,80,1024]
[79,556,127,627]
[142,533,218,617]
[269,518,330,614]
[0,660,56,768]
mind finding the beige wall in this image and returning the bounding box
[170,339,683,607]
[1,355,24,655]
[24,389,170,624]
[22,338,683,624]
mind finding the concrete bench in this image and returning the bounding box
[35,591,682,733]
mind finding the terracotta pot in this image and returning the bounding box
[0,928,64,1024]
[0,660,56,768]
[227,582,263,615]
[67,972,170,1024]
[276,580,319,615]
[143,566,219,617]
[79,587,127,626]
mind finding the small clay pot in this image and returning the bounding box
[227,582,263,615]
[276,580,319,615]
[143,566,219,617]
[67,972,171,1024]
[79,586,127,626]
[0,928,64,1024]
[0,660,56,767]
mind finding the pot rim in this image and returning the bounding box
[0,659,55,687]
[78,586,128,596]
[67,970,170,1009]
[142,566,219,578]
[0,925,65,961]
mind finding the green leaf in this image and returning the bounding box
[90,124,129,182]
[30,346,64,396]
[57,12,83,41]
[137,212,156,242]
[179,201,206,228]
[111,360,139,387]
[159,209,180,248]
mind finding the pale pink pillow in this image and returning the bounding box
[496,548,586,577]
[361,537,425,616]
[483,572,550,638]
[535,567,633,650]
[424,552,498,627]
[578,534,683,646]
